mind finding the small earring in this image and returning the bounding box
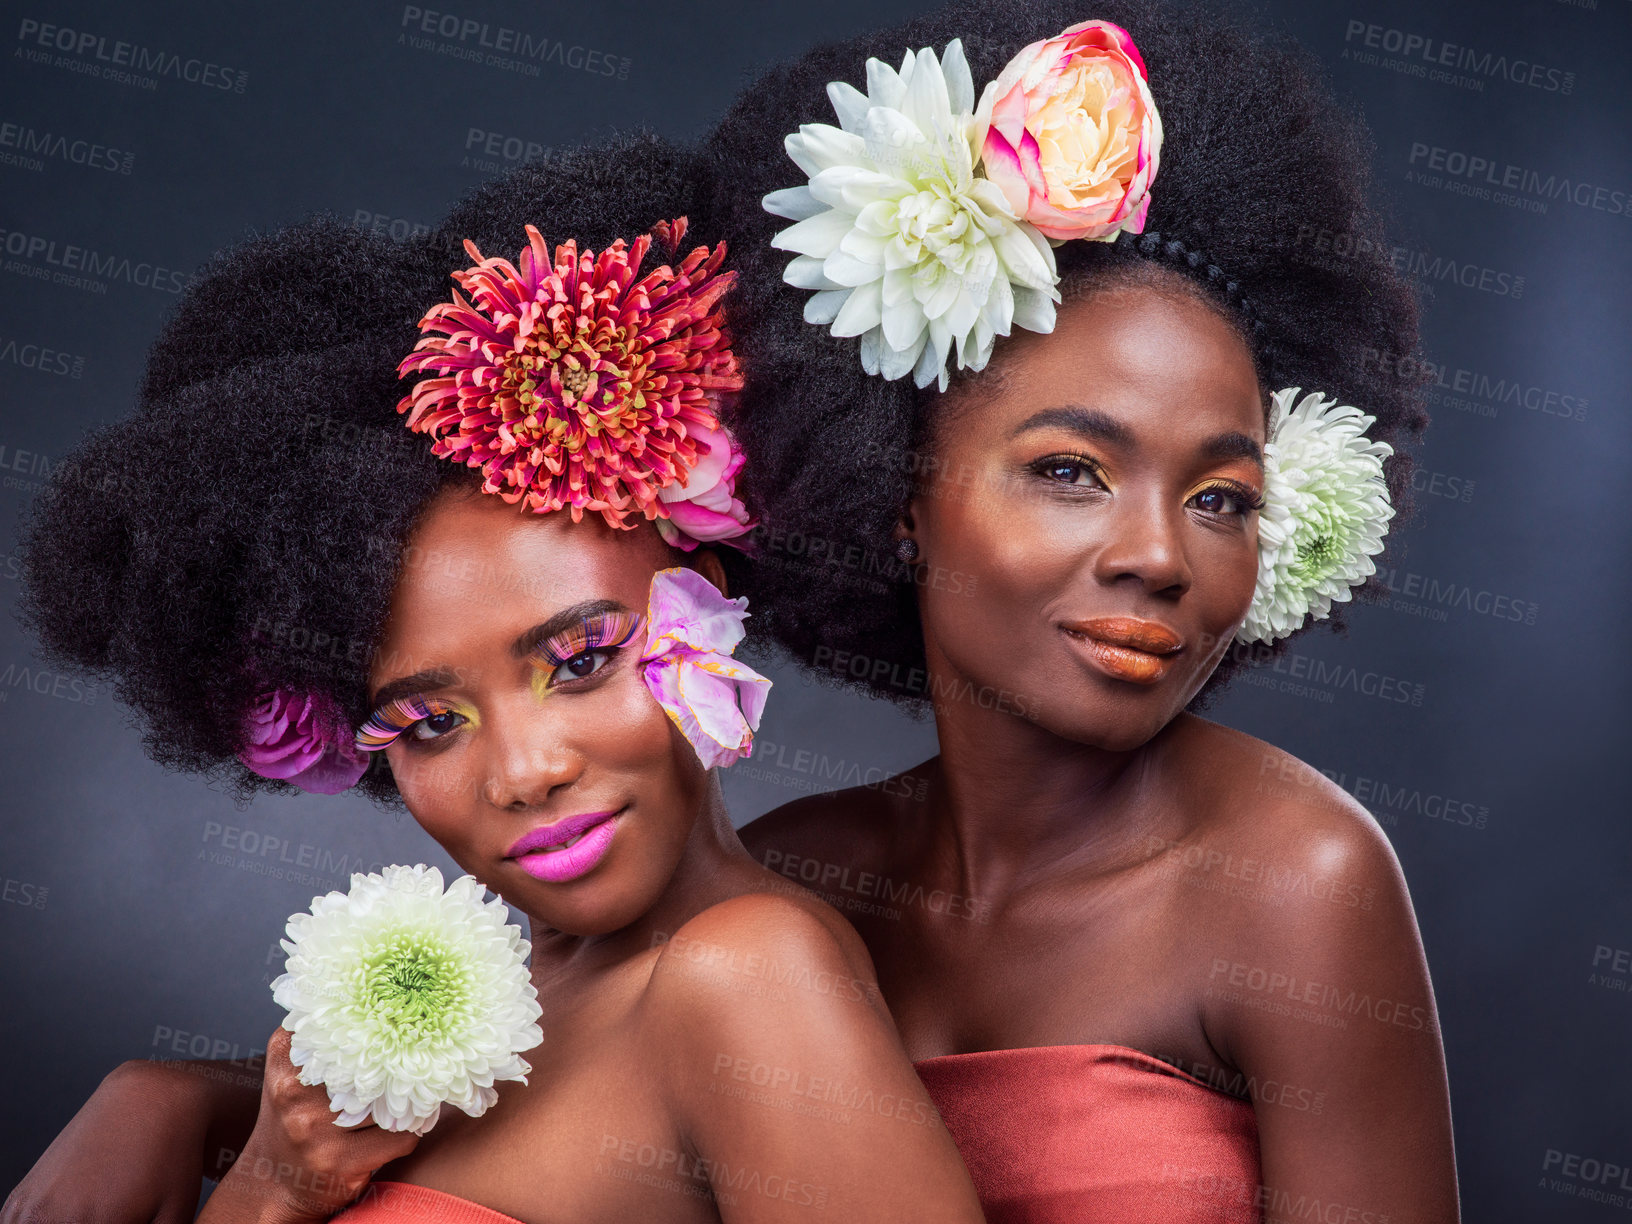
[895,538,919,563]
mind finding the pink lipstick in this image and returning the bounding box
[507,809,621,884]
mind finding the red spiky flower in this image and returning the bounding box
[397,217,745,529]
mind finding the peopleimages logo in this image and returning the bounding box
[0,226,192,294]
[398,6,630,80]
[1407,142,1630,218]
[0,119,133,175]
[1388,246,1524,299]
[14,18,248,93]
[1359,348,1588,424]
[1341,20,1576,93]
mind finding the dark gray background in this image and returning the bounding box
[1,0,1627,1217]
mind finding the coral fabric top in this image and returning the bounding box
[913,1043,1263,1223]
[329,1043,1260,1223]
[331,1181,528,1224]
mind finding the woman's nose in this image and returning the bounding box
[478,694,585,810]
[1090,488,1193,596]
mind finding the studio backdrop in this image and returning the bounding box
[0,0,1627,1218]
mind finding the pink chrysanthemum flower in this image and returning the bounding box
[398,218,745,530]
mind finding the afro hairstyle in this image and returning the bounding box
[704,0,1430,709]
[17,131,732,801]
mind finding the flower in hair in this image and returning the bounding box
[654,419,753,551]
[1238,388,1395,645]
[974,19,1162,241]
[239,688,367,794]
[272,864,542,1134]
[640,567,771,769]
[762,39,1060,392]
[398,219,746,536]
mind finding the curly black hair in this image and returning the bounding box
[16,131,728,802]
[705,0,1430,709]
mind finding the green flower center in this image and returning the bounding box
[1295,532,1338,575]
[355,931,471,1045]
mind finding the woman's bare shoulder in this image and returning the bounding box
[1161,713,1409,924]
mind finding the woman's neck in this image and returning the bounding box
[922,669,1189,901]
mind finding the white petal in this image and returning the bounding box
[762,186,822,221]
[1010,284,1056,334]
[771,209,855,258]
[865,54,908,111]
[783,254,840,290]
[861,106,928,170]
[903,45,953,136]
[827,80,871,133]
[941,39,975,115]
[804,288,850,325]
[831,279,884,337]
[881,293,929,352]
[787,123,867,177]
[919,264,961,320]
[983,272,1014,336]
[878,328,927,380]
[989,221,1057,292]
[859,327,883,375]
[837,227,889,266]
[823,247,884,287]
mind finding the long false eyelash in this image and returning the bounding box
[532,609,645,670]
[1194,479,1266,513]
[355,695,457,751]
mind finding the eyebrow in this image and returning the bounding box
[510,599,629,661]
[1011,404,1264,468]
[367,598,631,709]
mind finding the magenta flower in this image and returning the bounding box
[639,568,771,769]
[239,689,368,795]
[654,420,754,551]
[397,218,746,534]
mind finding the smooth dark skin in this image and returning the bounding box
[7,282,1457,1221]
[742,282,1459,1221]
[8,489,982,1224]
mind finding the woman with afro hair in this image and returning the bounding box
[713,0,1459,1221]
[13,2,1461,1221]
[8,132,987,1223]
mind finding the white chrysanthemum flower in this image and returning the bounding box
[762,39,1060,391]
[1237,388,1396,645]
[271,863,542,1135]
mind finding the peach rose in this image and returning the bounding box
[976,19,1163,242]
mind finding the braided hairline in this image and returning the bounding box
[1119,229,1266,337]
[1107,228,1287,404]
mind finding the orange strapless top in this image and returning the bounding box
[330,1046,1258,1224]
[913,1044,1262,1223]
[330,1181,527,1224]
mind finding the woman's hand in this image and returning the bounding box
[199,1028,422,1224]
[4,1059,217,1224]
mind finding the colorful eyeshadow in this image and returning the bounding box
[529,609,645,693]
[355,695,460,751]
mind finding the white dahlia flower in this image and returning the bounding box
[1237,388,1396,645]
[271,863,542,1134]
[762,39,1060,391]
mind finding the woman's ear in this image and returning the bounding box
[891,502,920,554]
[685,547,728,598]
